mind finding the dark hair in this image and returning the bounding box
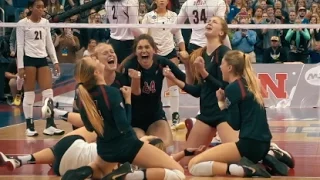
[27,0,44,16]
[118,34,158,72]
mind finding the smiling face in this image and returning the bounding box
[136,39,155,69]
[94,44,118,72]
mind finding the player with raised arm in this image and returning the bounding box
[16,0,64,137]
[105,0,143,64]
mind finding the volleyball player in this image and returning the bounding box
[60,43,129,130]
[61,57,185,180]
[141,0,186,127]
[105,0,143,64]
[118,34,186,147]
[0,128,203,177]
[16,0,64,137]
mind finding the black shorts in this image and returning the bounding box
[51,135,85,176]
[108,38,134,64]
[97,130,144,164]
[131,109,167,132]
[236,138,270,163]
[163,49,178,60]
[196,113,226,128]
[188,43,202,54]
[23,56,48,68]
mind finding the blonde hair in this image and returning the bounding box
[74,57,104,136]
[223,50,264,106]
[188,16,229,84]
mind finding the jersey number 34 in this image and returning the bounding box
[192,9,207,24]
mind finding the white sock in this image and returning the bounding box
[23,92,35,119]
[169,86,179,113]
[54,108,68,119]
[228,164,245,176]
[125,170,144,180]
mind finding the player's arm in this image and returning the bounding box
[164,58,186,81]
[199,67,224,88]
[128,0,143,36]
[221,82,243,130]
[78,100,95,132]
[107,87,130,124]
[16,21,25,69]
[141,14,149,34]
[45,20,59,64]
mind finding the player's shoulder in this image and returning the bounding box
[155,54,170,65]
[218,45,231,55]
[225,79,243,93]
[17,17,28,24]
[144,10,156,18]
[167,10,178,17]
[124,57,138,69]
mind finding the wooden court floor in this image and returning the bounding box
[0,105,320,179]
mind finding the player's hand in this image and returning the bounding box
[128,69,141,79]
[163,66,176,80]
[120,86,132,101]
[18,68,26,78]
[193,56,205,71]
[10,51,15,57]
[54,63,61,76]
[216,88,225,101]
[178,50,190,64]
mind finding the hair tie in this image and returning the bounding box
[243,53,246,59]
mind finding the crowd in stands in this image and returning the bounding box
[0,0,319,101]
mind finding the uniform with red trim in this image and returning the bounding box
[183,45,230,128]
[123,55,186,132]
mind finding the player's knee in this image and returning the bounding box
[164,169,185,180]
[42,89,53,99]
[188,161,214,176]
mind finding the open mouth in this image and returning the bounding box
[205,26,212,31]
[107,58,115,64]
[141,55,149,60]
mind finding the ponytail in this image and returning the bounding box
[78,85,104,136]
[242,54,264,107]
[189,47,206,84]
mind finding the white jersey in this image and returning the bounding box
[59,139,97,176]
[16,17,58,69]
[105,0,140,40]
[177,0,226,47]
[142,10,184,56]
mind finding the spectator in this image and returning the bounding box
[83,39,96,57]
[297,7,309,23]
[54,27,80,63]
[46,0,64,16]
[4,59,18,98]
[284,0,296,13]
[263,36,288,63]
[285,18,311,63]
[261,6,281,51]
[309,41,320,64]
[227,0,246,23]
[231,18,257,62]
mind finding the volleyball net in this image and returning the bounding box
[0,22,319,109]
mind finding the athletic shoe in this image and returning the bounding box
[43,126,65,136]
[62,166,93,180]
[26,128,38,137]
[239,157,271,178]
[270,142,295,168]
[263,154,288,176]
[0,152,21,171]
[102,162,133,180]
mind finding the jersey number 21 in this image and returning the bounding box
[34,31,42,40]
[193,9,207,24]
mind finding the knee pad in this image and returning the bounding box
[164,169,185,180]
[189,161,214,176]
[42,89,53,103]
